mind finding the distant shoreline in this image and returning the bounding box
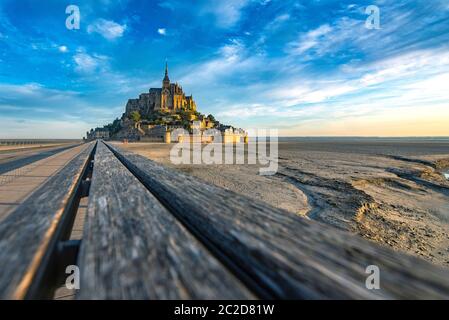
[277,137,449,144]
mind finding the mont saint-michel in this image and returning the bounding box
[86,63,246,143]
[2,0,449,303]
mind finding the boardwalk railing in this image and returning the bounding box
[0,140,449,299]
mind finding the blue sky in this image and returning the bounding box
[1,0,449,138]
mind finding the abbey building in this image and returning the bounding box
[125,63,196,117]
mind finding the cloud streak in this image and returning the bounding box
[87,19,127,40]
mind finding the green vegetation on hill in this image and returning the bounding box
[206,114,215,123]
[130,111,141,123]
[104,118,122,135]
[88,109,237,140]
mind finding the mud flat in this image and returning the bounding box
[114,138,449,267]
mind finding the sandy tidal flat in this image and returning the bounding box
[116,139,449,267]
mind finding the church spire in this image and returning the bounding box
[163,61,170,88]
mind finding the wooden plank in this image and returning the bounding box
[0,143,82,175]
[107,142,449,300]
[77,142,253,299]
[0,144,93,223]
[0,142,94,299]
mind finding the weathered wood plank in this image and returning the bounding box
[77,142,253,299]
[107,142,449,300]
[0,143,82,175]
[0,142,94,299]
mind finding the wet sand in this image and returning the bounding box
[115,139,449,267]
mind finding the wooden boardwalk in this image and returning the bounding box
[0,144,89,222]
[0,140,449,299]
[0,143,79,175]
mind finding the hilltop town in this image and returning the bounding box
[87,64,245,143]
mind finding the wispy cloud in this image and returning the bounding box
[73,52,109,74]
[288,24,334,56]
[87,19,127,40]
[211,43,449,134]
[0,82,125,137]
[158,0,253,28]
[0,83,79,107]
[200,0,251,28]
[178,39,253,86]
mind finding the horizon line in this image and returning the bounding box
[2,136,449,140]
